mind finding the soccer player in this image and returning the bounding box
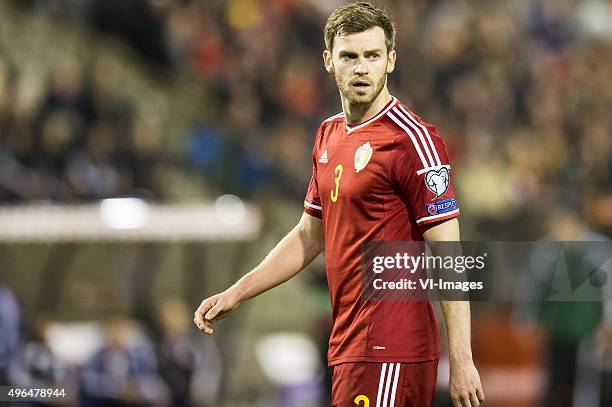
[194,2,484,406]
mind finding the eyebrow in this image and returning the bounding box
[338,48,384,57]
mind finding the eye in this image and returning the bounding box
[367,54,380,60]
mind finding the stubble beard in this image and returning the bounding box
[337,73,387,106]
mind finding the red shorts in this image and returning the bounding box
[331,360,438,407]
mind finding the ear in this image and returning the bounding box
[323,50,334,74]
[386,50,396,74]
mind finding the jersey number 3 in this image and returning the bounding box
[354,395,369,406]
[330,164,343,203]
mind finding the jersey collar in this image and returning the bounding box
[344,96,398,134]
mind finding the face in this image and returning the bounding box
[324,26,396,106]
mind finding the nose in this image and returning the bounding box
[354,57,369,75]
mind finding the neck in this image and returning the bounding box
[342,86,392,125]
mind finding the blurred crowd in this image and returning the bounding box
[0,53,166,202]
[0,0,609,237]
[0,285,222,406]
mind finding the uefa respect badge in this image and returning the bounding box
[426,197,458,215]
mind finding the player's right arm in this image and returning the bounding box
[194,212,324,335]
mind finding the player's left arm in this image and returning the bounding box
[424,219,485,407]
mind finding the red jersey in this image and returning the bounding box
[303,96,460,366]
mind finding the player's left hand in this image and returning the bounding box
[449,359,484,407]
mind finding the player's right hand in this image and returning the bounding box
[194,290,240,335]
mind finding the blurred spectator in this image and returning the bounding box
[42,56,88,123]
[31,110,76,200]
[0,283,20,385]
[66,120,126,199]
[600,291,612,406]
[79,316,164,406]
[8,314,67,406]
[88,0,171,69]
[0,50,159,202]
[155,298,221,407]
[519,201,608,407]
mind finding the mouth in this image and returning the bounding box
[351,79,372,90]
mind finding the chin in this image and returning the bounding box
[346,91,376,105]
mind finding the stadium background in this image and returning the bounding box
[0,0,611,406]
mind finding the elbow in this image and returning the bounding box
[296,223,324,256]
[311,236,324,254]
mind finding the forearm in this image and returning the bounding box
[440,300,473,363]
[230,218,323,304]
[423,218,473,361]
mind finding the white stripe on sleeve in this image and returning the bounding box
[416,209,460,224]
[303,200,322,211]
[398,105,442,166]
[387,112,429,170]
[416,164,450,176]
[393,107,435,167]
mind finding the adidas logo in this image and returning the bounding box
[319,149,328,164]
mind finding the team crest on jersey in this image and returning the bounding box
[318,149,328,164]
[425,167,450,198]
[354,142,373,173]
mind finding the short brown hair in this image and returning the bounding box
[324,2,396,53]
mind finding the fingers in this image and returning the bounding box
[460,387,484,407]
[193,311,214,334]
[193,292,237,334]
[193,313,213,334]
[203,320,215,334]
[452,390,480,407]
[205,301,222,322]
[201,297,216,319]
[469,391,480,407]
[460,395,473,407]
[451,390,464,407]
[476,386,485,403]
[194,297,217,335]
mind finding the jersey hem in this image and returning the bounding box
[328,353,440,367]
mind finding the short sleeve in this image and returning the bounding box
[304,131,322,219]
[391,125,460,228]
